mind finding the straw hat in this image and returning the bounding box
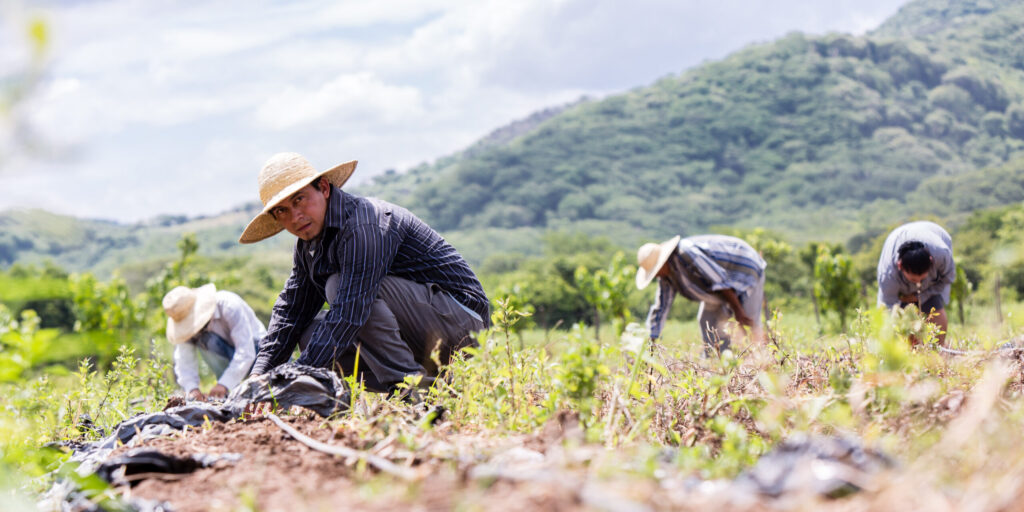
[163,284,217,345]
[635,235,681,289]
[238,152,357,243]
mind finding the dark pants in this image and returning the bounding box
[300,276,485,392]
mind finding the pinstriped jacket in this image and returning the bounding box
[252,188,489,374]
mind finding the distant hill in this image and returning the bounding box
[0,206,294,278]
[361,0,1024,243]
[6,0,1024,276]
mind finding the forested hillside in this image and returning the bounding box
[363,0,1024,241]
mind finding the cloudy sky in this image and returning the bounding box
[0,0,908,223]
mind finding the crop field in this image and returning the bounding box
[4,289,1024,511]
[0,222,1023,511]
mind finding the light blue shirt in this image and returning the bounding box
[876,221,955,308]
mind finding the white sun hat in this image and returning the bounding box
[163,284,217,345]
[238,152,357,244]
[635,235,682,289]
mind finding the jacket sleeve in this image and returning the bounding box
[173,343,200,392]
[645,279,675,340]
[252,249,323,375]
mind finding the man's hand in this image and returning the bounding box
[187,388,205,401]
[733,310,755,327]
[244,401,273,418]
[899,293,919,304]
[719,288,754,327]
[207,383,229,399]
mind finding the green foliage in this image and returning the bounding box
[487,286,536,342]
[950,265,972,326]
[556,324,611,419]
[0,263,74,329]
[70,273,141,333]
[0,309,58,382]
[573,252,636,338]
[813,246,861,331]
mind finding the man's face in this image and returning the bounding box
[897,260,929,284]
[269,180,330,241]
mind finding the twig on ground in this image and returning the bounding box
[266,413,418,481]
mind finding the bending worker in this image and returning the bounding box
[163,284,265,400]
[637,234,766,355]
[876,220,955,346]
[238,152,488,393]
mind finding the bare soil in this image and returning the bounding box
[103,405,961,512]
[109,413,591,512]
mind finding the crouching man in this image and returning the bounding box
[238,153,489,392]
[637,234,766,356]
[877,221,955,347]
[163,284,265,400]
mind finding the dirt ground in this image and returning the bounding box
[103,406,996,512]
[110,412,595,512]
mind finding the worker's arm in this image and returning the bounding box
[719,288,754,327]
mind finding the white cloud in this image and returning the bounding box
[0,0,910,221]
[253,72,424,130]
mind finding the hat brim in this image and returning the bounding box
[636,235,681,289]
[238,160,357,244]
[165,284,218,344]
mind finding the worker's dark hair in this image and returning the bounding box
[897,241,931,274]
[311,176,324,190]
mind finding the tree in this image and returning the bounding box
[573,252,636,340]
[949,265,971,326]
[813,246,860,331]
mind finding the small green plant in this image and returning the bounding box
[813,246,860,332]
[573,252,636,339]
[557,324,610,422]
[949,265,971,326]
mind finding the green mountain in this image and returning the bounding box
[6,0,1024,276]
[362,0,1024,243]
[0,207,294,278]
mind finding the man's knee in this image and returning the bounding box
[921,296,945,316]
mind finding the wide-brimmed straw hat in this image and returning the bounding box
[238,152,357,244]
[163,284,217,345]
[635,235,681,289]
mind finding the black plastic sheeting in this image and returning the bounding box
[97,449,243,487]
[44,363,350,511]
[229,362,351,418]
[732,434,895,499]
[90,363,349,452]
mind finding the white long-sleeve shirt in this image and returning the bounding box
[173,290,266,392]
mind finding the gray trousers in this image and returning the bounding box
[300,275,485,392]
[697,273,765,354]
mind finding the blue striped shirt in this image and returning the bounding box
[646,235,766,339]
[252,188,490,374]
